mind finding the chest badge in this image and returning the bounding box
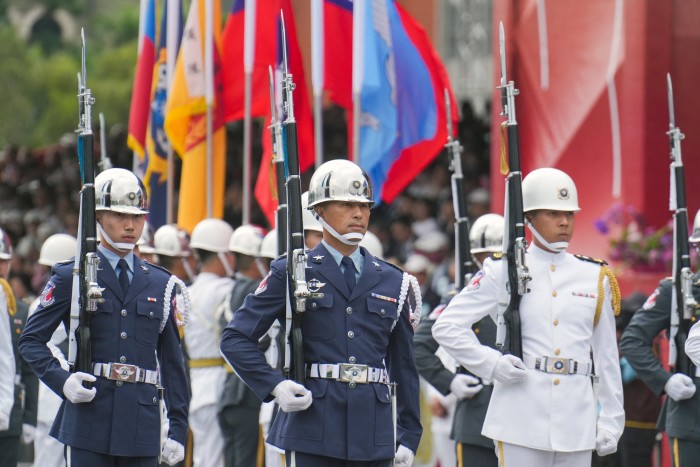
[313,255,324,261]
[308,278,326,293]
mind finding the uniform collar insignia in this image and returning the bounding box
[140,264,149,272]
[308,278,326,293]
[372,261,381,268]
[313,255,324,261]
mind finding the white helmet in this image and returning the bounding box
[137,221,156,254]
[470,214,504,254]
[307,159,374,208]
[259,230,278,259]
[39,233,77,266]
[522,168,580,213]
[302,191,323,232]
[0,228,12,260]
[190,218,234,253]
[229,224,266,257]
[690,209,700,243]
[94,168,149,214]
[360,231,383,259]
[153,224,192,257]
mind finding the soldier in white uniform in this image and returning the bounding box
[433,168,624,467]
[185,218,235,467]
[0,229,15,435]
[30,234,77,467]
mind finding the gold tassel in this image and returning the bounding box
[594,265,621,326]
[0,278,16,317]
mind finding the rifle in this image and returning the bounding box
[269,65,288,257]
[666,73,697,374]
[67,30,103,387]
[444,89,475,290]
[494,23,531,359]
[97,112,113,173]
[280,13,322,384]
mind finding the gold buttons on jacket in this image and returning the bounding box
[553,379,560,385]
[552,290,557,297]
[554,349,561,356]
[553,319,559,326]
[550,265,556,272]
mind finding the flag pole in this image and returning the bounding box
[165,0,179,225]
[351,0,365,164]
[242,0,257,225]
[311,0,324,169]
[133,0,148,174]
[204,0,214,218]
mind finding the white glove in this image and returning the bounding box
[272,380,313,412]
[595,429,617,456]
[160,438,185,466]
[491,354,527,384]
[394,445,415,467]
[665,373,696,401]
[0,411,8,431]
[21,423,36,444]
[62,372,97,404]
[449,374,483,400]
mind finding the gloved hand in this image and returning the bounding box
[491,354,527,384]
[0,411,8,431]
[20,423,36,444]
[160,438,185,466]
[394,445,415,467]
[62,372,97,404]
[665,373,696,401]
[272,380,312,412]
[595,429,617,456]
[449,374,483,400]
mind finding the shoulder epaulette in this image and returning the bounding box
[55,259,73,266]
[574,254,608,266]
[142,259,172,276]
[376,257,405,274]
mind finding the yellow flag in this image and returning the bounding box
[164,0,226,233]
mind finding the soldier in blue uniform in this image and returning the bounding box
[19,168,190,467]
[220,159,422,467]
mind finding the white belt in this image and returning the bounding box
[523,356,593,376]
[93,362,158,385]
[306,363,389,384]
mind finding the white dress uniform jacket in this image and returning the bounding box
[0,286,15,429]
[432,245,624,452]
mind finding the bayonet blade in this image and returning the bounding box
[667,73,676,130]
[444,88,453,141]
[499,22,507,87]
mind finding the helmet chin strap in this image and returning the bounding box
[527,223,568,252]
[254,258,267,278]
[97,223,136,253]
[180,257,196,283]
[217,252,235,277]
[313,212,364,246]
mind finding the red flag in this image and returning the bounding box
[222,0,315,225]
[255,116,278,226]
[323,0,353,110]
[127,0,157,159]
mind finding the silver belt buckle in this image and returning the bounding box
[339,364,369,384]
[545,358,569,374]
[110,363,139,383]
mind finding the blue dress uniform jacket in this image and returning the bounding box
[19,251,189,457]
[220,244,422,461]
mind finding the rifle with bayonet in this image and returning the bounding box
[280,13,322,384]
[444,89,475,291]
[269,65,288,257]
[67,30,104,387]
[666,73,697,375]
[494,23,531,359]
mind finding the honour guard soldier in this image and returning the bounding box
[0,233,14,440]
[185,218,235,467]
[220,159,423,466]
[0,228,39,467]
[218,224,267,467]
[30,234,77,467]
[414,213,504,467]
[433,168,624,467]
[19,168,190,467]
[623,208,700,467]
[153,224,198,286]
